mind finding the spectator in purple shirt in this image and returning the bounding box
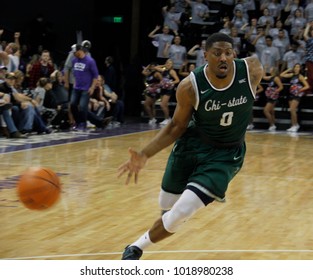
[70,44,99,130]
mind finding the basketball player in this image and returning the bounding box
[118,33,264,260]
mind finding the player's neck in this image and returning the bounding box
[206,67,234,89]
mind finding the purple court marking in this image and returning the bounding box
[0,122,159,154]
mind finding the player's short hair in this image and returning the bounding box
[205,33,234,50]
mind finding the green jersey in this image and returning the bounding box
[188,58,255,144]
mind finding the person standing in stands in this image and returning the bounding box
[0,31,21,73]
[154,59,180,126]
[185,0,210,46]
[103,56,118,94]
[142,62,163,125]
[63,40,92,126]
[103,56,124,124]
[28,49,55,89]
[64,40,92,94]
[187,40,207,68]
[70,44,99,131]
[148,25,175,65]
[163,35,187,80]
[262,67,284,131]
[280,63,310,132]
[303,22,313,92]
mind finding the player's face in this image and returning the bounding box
[205,42,234,79]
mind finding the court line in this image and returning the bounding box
[0,129,158,155]
[4,249,313,260]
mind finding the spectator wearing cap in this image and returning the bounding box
[82,40,91,50]
[70,43,99,131]
[63,40,91,93]
[63,40,91,126]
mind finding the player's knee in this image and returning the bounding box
[162,204,196,233]
[161,189,206,233]
[159,189,181,211]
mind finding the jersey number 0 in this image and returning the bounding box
[220,112,234,126]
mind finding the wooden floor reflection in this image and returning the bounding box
[1,130,313,260]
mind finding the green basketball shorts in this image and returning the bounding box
[161,136,246,202]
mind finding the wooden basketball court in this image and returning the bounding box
[1,126,313,260]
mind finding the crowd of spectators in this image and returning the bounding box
[0,29,124,139]
[142,0,313,132]
[1,0,313,138]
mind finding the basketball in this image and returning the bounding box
[17,167,61,210]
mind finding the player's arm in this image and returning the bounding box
[141,76,194,158]
[118,77,195,184]
[246,56,264,91]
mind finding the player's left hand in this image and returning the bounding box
[117,148,148,185]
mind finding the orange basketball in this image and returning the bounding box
[17,167,61,210]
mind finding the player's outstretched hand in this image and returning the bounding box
[117,148,148,185]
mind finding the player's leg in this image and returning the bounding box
[158,138,195,214]
[122,144,194,260]
[159,189,181,215]
[122,188,213,260]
